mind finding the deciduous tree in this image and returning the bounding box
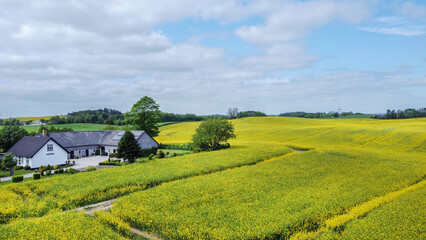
[0,126,28,152]
[192,117,236,150]
[2,153,16,176]
[125,96,161,137]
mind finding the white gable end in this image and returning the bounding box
[30,139,68,168]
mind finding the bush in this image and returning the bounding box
[14,166,23,171]
[148,154,154,160]
[86,166,97,172]
[140,147,158,157]
[54,170,59,174]
[66,168,79,174]
[47,164,51,170]
[95,149,100,156]
[194,148,201,153]
[173,153,178,157]
[24,165,31,170]
[166,152,170,155]
[158,150,165,158]
[12,175,24,183]
[109,152,118,158]
[33,173,41,180]
[53,165,58,170]
[46,170,52,176]
[99,161,120,166]
[58,169,64,174]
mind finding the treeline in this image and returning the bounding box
[374,108,426,119]
[0,118,20,126]
[161,113,205,122]
[279,111,363,118]
[237,111,266,118]
[49,108,125,125]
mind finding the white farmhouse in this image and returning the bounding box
[7,136,68,169]
[35,130,158,159]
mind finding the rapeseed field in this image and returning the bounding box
[0,117,424,239]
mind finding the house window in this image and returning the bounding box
[26,158,29,165]
[47,144,53,152]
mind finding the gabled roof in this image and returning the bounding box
[34,130,148,148]
[7,136,67,158]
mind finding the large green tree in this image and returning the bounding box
[117,131,142,163]
[125,96,161,137]
[191,117,236,150]
[2,153,16,176]
[0,125,29,152]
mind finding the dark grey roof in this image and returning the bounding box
[7,136,65,158]
[34,130,146,148]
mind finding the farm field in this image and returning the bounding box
[15,115,57,121]
[0,117,424,239]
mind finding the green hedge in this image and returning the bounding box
[99,162,121,166]
[12,175,24,183]
[140,147,158,157]
[158,143,192,150]
[33,173,41,180]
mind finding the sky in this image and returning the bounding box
[0,0,425,117]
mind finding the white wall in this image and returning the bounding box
[30,140,68,168]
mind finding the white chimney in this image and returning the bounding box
[42,129,48,136]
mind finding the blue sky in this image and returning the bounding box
[0,0,425,117]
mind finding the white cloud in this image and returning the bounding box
[0,0,423,117]
[397,1,426,19]
[357,15,426,36]
[234,0,373,69]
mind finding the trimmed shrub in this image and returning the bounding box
[148,154,154,160]
[24,165,31,170]
[86,166,97,172]
[46,170,52,176]
[194,148,201,153]
[47,164,51,170]
[158,150,165,158]
[14,166,23,171]
[53,165,58,170]
[33,173,41,180]
[109,152,118,158]
[58,169,64,174]
[54,170,59,174]
[66,168,79,174]
[95,149,100,156]
[12,175,24,183]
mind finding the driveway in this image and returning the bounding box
[71,156,109,171]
